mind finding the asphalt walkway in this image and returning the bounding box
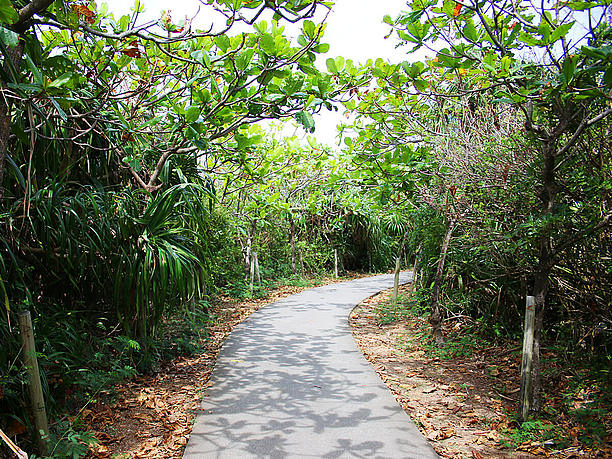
[184,272,438,458]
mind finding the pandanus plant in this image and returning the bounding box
[1,179,214,354]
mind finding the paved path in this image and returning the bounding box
[184,273,438,458]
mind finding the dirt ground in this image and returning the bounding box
[76,277,610,458]
[83,276,361,458]
[349,284,612,459]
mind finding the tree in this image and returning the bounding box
[1,0,369,387]
[347,0,612,418]
[0,0,361,197]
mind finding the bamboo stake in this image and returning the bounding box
[519,296,536,422]
[254,251,261,285]
[18,311,48,455]
[299,249,305,276]
[334,249,338,278]
[249,254,255,295]
[0,428,28,459]
[392,256,401,300]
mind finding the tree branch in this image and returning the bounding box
[16,0,54,31]
[556,107,612,158]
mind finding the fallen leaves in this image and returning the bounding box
[83,276,353,458]
[426,427,455,442]
[350,284,524,458]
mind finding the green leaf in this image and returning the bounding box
[47,72,73,89]
[326,57,338,74]
[334,56,345,72]
[463,21,478,42]
[192,49,211,67]
[551,22,574,43]
[215,35,230,52]
[50,98,67,121]
[303,20,315,38]
[580,45,611,60]
[561,55,578,84]
[312,43,329,53]
[295,110,315,132]
[235,49,254,70]
[603,67,612,88]
[566,1,598,10]
[538,20,551,43]
[0,0,18,24]
[266,93,286,102]
[25,55,43,86]
[184,106,201,123]
[260,34,276,55]
[0,25,17,47]
[283,76,303,96]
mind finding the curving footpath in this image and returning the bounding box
[184,272,438,458]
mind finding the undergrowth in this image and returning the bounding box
[1,302,216,458]
[373,286,612,454]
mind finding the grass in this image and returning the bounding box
[376,292,483,360]
[375,297,413,324]
[499,419,568,449]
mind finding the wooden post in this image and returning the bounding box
[290,217,297,275]
[410,245,422,293]
[254,251,261,285]
[392,256,401,300]
[18,310,48,455]
[519,296,536,423]
[299,249,305,276]
[0,428,28,459]
[249,254,255,295]
[334,249,338,278]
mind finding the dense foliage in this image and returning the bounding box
[340,0,612,421]
[0,0,610,456]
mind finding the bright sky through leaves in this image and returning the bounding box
[102,0,409,146]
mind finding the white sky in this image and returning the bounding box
[102,0,410,146]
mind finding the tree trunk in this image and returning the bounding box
[392,256,401,300]
[0,41,25,200]
[429,219,456,345]
[334,248,339,278]
[249,254,255,295]
[242,219,257,278]
[254,251,261,284]
[528,140,557,413]
[290,216,296,275]
[519,296,536,422]
[410,244,423,293]
[18,310,49,455]
[530,239,552,413]
[299,249,305,276]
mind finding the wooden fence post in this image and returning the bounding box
[392,256,401,300]
[519,296,536,423]
[249,254,255,295]
[334,249,338,278]
[299,249,305,276]
[254,252,261,285]
[0,428,28,459]
[18,310,49,455]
